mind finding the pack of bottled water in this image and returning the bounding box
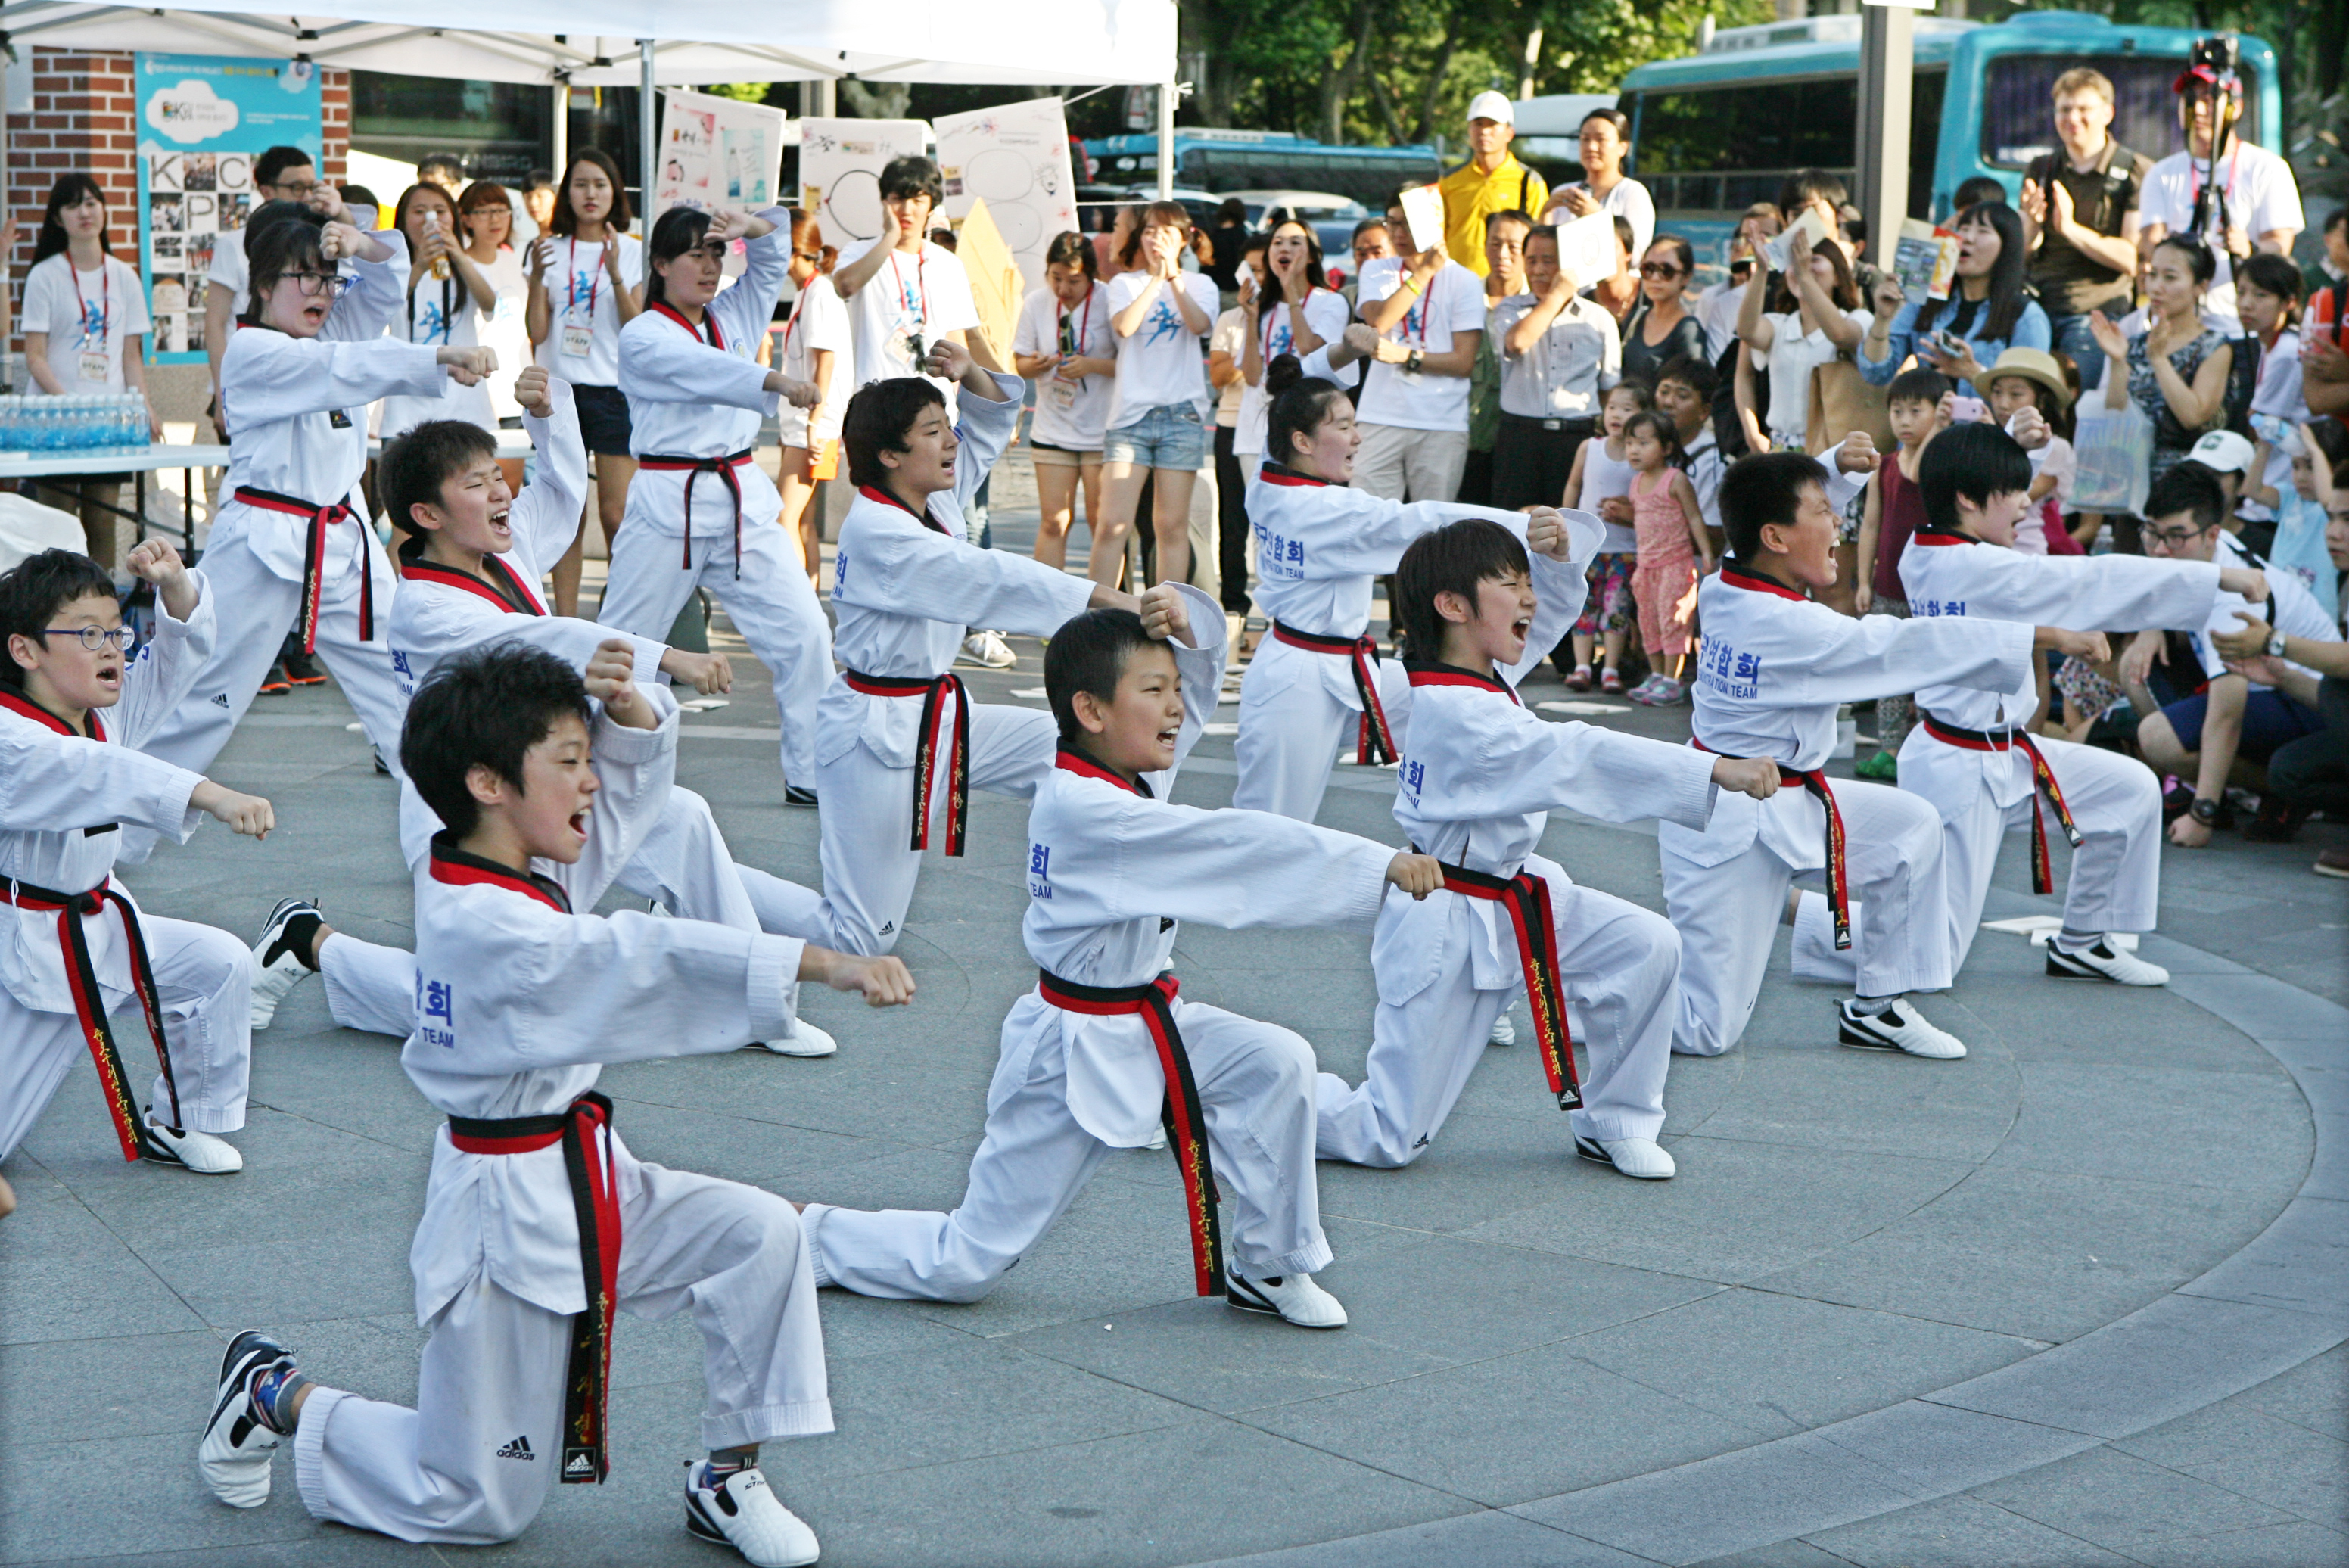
[0,393,152,458]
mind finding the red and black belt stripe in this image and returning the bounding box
[1271,621,1395,765]
[1693,739,1853,950]
[446,1092,621,1486]
[2,875,178,1162]
[842,668,969,856]
[1921,713,2083,894]
[233,486,372,654]
[1426,857,1580,1110]
[638,449,754,577]
[1036,969,1223,1297]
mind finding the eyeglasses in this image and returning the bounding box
[265,177,319,198]
[2141,524,2211,547]
[283,271,356,300]
[1639,261,1686,279]
[1729,259,1754,278]
[43,625,138,652]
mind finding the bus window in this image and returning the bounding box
[1979,54,2257,169]
[1635,77,1860,185]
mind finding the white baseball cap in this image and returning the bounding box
[1467,90,1515,126]
[2188,430,2256,474]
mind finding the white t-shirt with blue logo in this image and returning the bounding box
[1102,269,1219,430]
[21,253,151,393]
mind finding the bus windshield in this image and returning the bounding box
[1978,53,2260,169]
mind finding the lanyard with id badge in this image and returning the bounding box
[562,238,601,360]
[1047,288,1094,412]
[1392,272,1434,385]
[73,264,110,384]
[889,250,929,369]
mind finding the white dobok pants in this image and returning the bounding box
[1231,638,1407,823]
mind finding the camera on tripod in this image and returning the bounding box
[2173,33,2244,238]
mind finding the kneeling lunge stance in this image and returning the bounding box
[0,546,273,1174]
[1660,452,2100,1059]
[199,644,911,1566]
[1318,518,1781,1177]
[805,591,1445,1325]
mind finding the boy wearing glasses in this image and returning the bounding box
[0,544,275,1196]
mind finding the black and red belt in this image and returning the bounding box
[1271,621,1395,765]
[638,448,754,577]
[232,486,372,654]
[2,875,178,1162]
[1036,970,1223,1297]
[1427,857,1580,1110]
[842,668,969,856]
[1921,713,2083,894]
[446,1092,621,1486]
[1694,739,1853,950]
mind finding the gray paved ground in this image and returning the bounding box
[2,474,2344,1567]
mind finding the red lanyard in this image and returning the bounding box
[567,237,602,319]
[70,262,110,347]
[1398,273,1433,348]
[1059,285,1094,357]
[1261,287,1315,362]
[2186,140,2242,228]
[888,248,928,328]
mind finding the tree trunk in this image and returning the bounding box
[1178,0,1237,126]
[839,79,913,120]
[1368,59,1410,146]
[1410,20,1464,145]
[1320,0,1380,146]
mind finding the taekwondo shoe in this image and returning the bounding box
[1488,1009,1517,1047]
[957,629,1017,669]
[249,897,320,1030]
[143,1108,243,1173]
[754,1019,839,1057]
[1575,1134,1676,1179]
[686,1462,820,1567]
[1226,1269,1348,1328]
[2046,938,2170,986]
[1836,997,1966,1059]
[199,1331,294,1509]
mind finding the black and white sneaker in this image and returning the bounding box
[782,785,819,807]
[198,1331,293,1509]
[1836,997,1966,1059]
[249,897,319,1030]
[686,1461,820,1566]
[1574,1134,1675,1178]
[2046,938,2169,986]
[1225,1269,1347,1328]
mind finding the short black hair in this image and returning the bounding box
[842,378,948,490]
[1887,366,1953,406]
[1917,421,2033,533]
[1654,353,1717,403]
[1483,208,1534,236]
[2326,207,2349,240]
[1391,518,1530,659]
[1351,216,1389,243]
[381,420,501,532]
[400,643,591,839]
[238,205,328,326]
[254,145,316,188]
[1044,608,1165,745]
[1777,169,1849,217]
[2235,252,2305,310]
[0,549,116,691]
[1719,450,1830,561]
[1952,175,2008,211]
[2143,463,2227,536]
[643,204,711,307]
[880,155,944,206]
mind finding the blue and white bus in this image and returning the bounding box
[1618,9,2282,271]
[1084,129,1442,211]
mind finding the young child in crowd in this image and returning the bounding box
[1654,355,1725,546]
[2232,253,2305,558]
[1559,380,1649,692]
[1980,349,2078,555]
[2245,420,2344,624]
[1622,409,1711,706]
[1851,366,1952,779]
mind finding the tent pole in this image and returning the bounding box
[551,76,568,178]
[1155,78,1174,200]
[638,38,656,225]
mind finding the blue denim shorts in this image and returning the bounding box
[1104,402,1206,471]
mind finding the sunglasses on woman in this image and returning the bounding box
[1639,261,1685,279]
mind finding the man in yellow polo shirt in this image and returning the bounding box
[1439,90,1548,278]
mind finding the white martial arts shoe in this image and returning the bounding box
[1488,1010,1516,1047]
[199,1330,293,1509]
[1575,1134,1676,1179]
[686,1462,820,1567]
[754,1019,839,1057]
[249,897,320,1030]
[143,1109,244,1174]
[957,629,1016,669]
[1836,997,1967,1059]
[2046,938,2170,987]
[1226,1269,1348,1328]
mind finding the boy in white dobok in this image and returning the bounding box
[1318,517,1781,1178]
[247,369,838,1056]
[1899,420,2264,985]
[805,590,1447,1327]
[0,545,273,1183]
[199,642,911,1567]
[1660,452,2102,1060]
[810,340,1139,956]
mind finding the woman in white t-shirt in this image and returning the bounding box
[1541,109,1657,264]
[456,179,531,436]
[1013,231,1116,572]
[20,173,157,569]
[775,212,851,579]
[1731,226,1868,450]
[1236,220,1349,481]
[524,150,645,614]
[1099,202,1222,588]
[378,182,498,444]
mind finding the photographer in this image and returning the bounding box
[2138,39,2304,334]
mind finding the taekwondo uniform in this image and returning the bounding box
[129,235,439,854]
[594,213,832,792]
[1898,529,2220,972]
[810,370,1096,955]
[272,687,832,1542]
[806,590,1378,1305]
[1317,512,1724,1168]
[1659,564,2036,1056]
[1234,462,1536,822]
[0,580,254,1163]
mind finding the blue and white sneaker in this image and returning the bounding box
[198,1331,294,1509]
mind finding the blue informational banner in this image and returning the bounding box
[134,54,322,364]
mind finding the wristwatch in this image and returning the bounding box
[1405,348,1425,375]
[2189,797,2222,826]
[2267,628,2288,658]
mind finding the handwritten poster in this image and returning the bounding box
[935,97,1078,288]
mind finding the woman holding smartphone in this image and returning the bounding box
[1859,201,2049,397]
